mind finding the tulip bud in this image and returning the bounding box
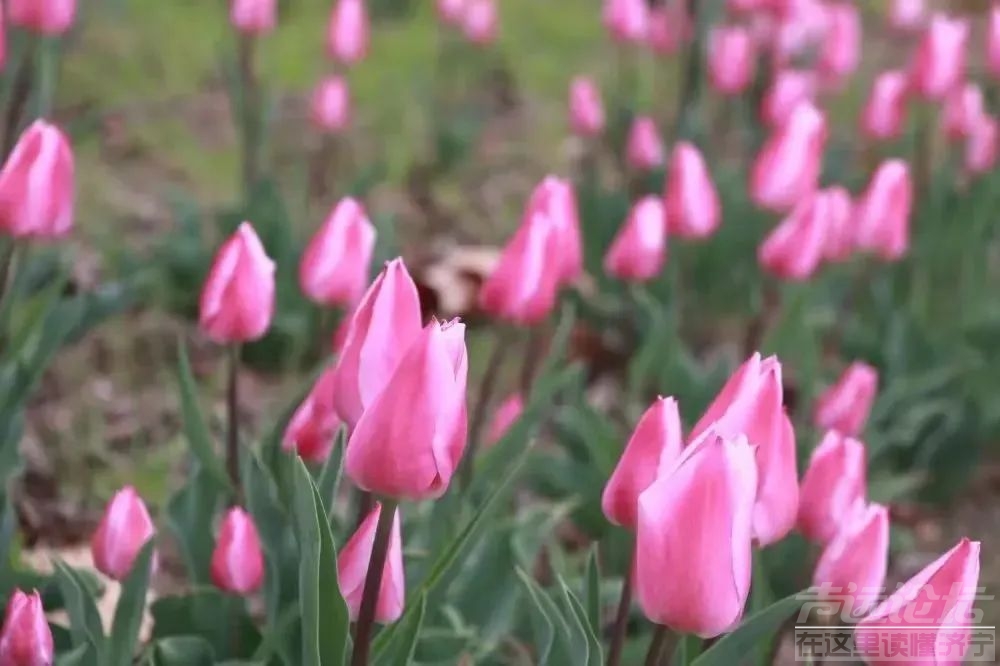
[908,14,968,101]
[965,114,999,177]
[798,431,867,543]
[665,142,721,239]
[813,503,889,619]
[486,393,524,446]
[338,503,405,624]
[91,486,156,581]
[327,0,369,65]
[0,120,74,240]
[856,539,980,663]
[854,160,912,261]
[818,3,860,88]
[941,84,984,141]
[211,507,265,595]
[636,431,758,638]
[602,397,685,529]
[860,70,909,141]
[647,5,686,56]
[346,319,468,500]
[758,193,829,282]
[888,0,924,32]
[707,26,756,96]
[283,365,342,463]
[230,0,276,35]
[310,76,351,134]
[605,196,667,283]
[300,198,376,308]
[436,0,466,27]
[462,0,498,46]
[751,101,827,213]
[0,590,53,666]
[761,69,817,129]
[821,186,854,263]
[603,0,649,44]
[199,223,276,344]
[8,0,75,36]
[771,0,829,66]
[625,117,665,171]
[815,362,879,438]
[989,7,1000,80]
[330,258,423,429]
[568,77,605,138]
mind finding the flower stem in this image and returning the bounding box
[643,624,675,666]
[606,548,634,666]
[1,35,37,160]
[350,498,398,666]
[226,344,242,500]
[236,34,261,197]
[458,326,511,492]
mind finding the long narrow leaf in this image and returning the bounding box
[176,342,232,494]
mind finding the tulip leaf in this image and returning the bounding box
[108,540,156,666]
[516,569,555,664]
[583,546,601,634]
[165,463,222,584]
[52,561,106,659]
[315,426,347,521]
[149,636,215,665]
[149,588,260,658]
[55,643,94,666]
[557,577,598,665]
[514,569,576,665]
[374,592,426,666]
[176,341,233,495]
[674,634,704,665]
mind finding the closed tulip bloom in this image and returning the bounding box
[8,0,75,35]
[708,26,756,95]
[889,0,924,32]
[486,393,524,446]
[772,0,829,66]
[230,0,275,35]
[283,365,342,463]
[603,397,685,529]
[462,0,498,45]
[821,186,854,263]
[759,193,829,281]
[0,590,53,666]
[909,14,968,101]
[860,70,909,141]
[647,5,685,56]
[856,539,980,666]
[814,361,879,436]
[636,431,757,638]
[989,7,1000,80]
[91,486,156,581]
[798,431,867,543]
[603,0,648,44]
[310,76,351,133]
[751,101,827,213]
[761,69,817,128]
[941,84,984,141]
[0,120,74,240]
[625,117,665,171]
[437,0,466,26]
[327,0,369,65]
[338,503,405,624]
[605,196,667,283]
[330,258,423,429]
[346,319,468,500]
[300,198,376,308]
[965,114,999,176]
[665,142,721,239]
[525,176,583,285]
[818,3,860,87]
[813,503,889,619]
[199,223,276,343]
[568,77,605,137]
[854,160,912,261]
[211,507,265,595]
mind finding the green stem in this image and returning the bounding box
[237,34,261,197]
[350,498,399,666]
[458,326,511,492]
[226,344,242,501]
[606,541,634,666]
[1,35,38,160]
[675,0,702,141]
[644,625,675,666]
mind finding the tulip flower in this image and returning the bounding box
[327,0,369,65]
[0,590,53,666]
[758,193,829,282]
[989,7,1000,80]
[91,486,156,581]
[486,393,524,446]
[707,26,756,96]
[665,142,720,239]
[603,0,649,44]
[605,196,667,283]
[636,430,757,638]
[462,0,498,45]
[821,186,854,263]
[310,76,351,134]
[965,114,999,176]
[283,365,342,463]
[860,70,909,141]
[751,101,827,213]
[625,117,665,171]
[338,503,405,624]
[856,539,980,665]
[603,397,684,529]
[8,0,76,35]
[529,177,583,285]
[568,77,605,138]
[798,431,867,543]
[888,0,924,32]
[941,84,984,141]
[211,507,265,595]
[818,3,860,88]
[346,319,468,500]
[813,503,889,619]
[647,5,686,56]
[300,198,376,308]
[908,14,968,101]
[771,0,829,66]
[761,69,817,129]
[330,258,423,429]
[199,223,276,344]
[230,0,275,35]
[854,160,912,261]
[814,362,879,437]
[437,0,465,26]
[0,120,75,240]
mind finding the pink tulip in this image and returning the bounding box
[758,193,829,281]
[8,0,75,35]
[636,430,757,638]
[855,160,912,261]
[856,539,981,665]
[230,0,275,35]
[798,430,867,543]
[665,142,721,239]
[818,3,860,87]
[813,503,889,619]
[625,117,665,171]
[708,26,756,96]
[486,393,524,446]
[761,69,817,128]
[462,0,498,45]
[327,0,369,65]
[337,503,405,624]
[199,223,276,344]
[605,196,668,283]
[568,77,605,138]
[346,319,468,500]
[965,114,999,176]
[751,101,827,213]
[0,120,74,240]
[603,397,685,530]
[0,590,53,666]
[310,76,351,134]
[814,361,879,437]
[989,6,1000,80]
[888,0,924,32]
[941,84,985,141]
[860,70,909,141]
[771,0,830,66]
[603,0,649,44]
[647,5,686,56]
[283,365,342,463]
[437,0,466,26]
[300,198,376,308]
[331,258,423,429]
[91,486,156,581]
[908,14,968,101]
[211,507,265,595]
[821,186,854,263]
[727,0,773,14]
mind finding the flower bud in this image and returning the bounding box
[211,507,265,595]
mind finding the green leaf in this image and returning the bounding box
[674,634,704,666]
[55,643,94,666]
[150,636,215,665]
[176,341,232,495]
[150,589,260,659]
[556,577,596,665]
[375,592,426,666]
[108,540,156,666]
[52,561,106,658]
[165,463,221,584]
[315,427,346,519]
[583,546,601,634]
[516,570,555,664]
